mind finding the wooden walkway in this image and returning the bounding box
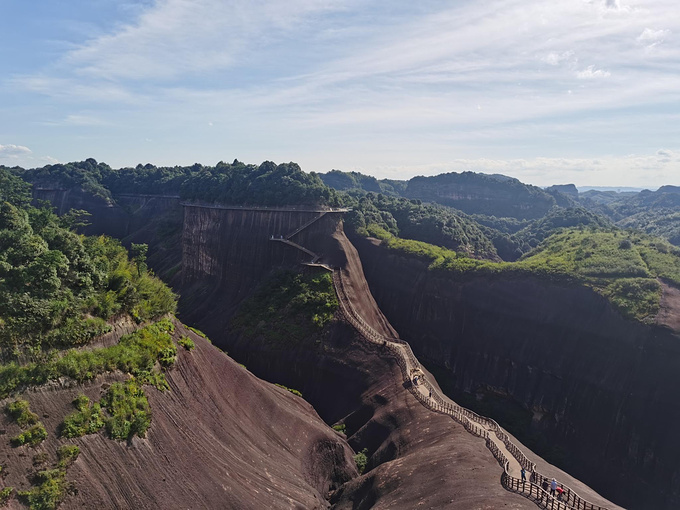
[331,268,610,510]
[264,222,611,510]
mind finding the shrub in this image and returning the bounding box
[354,448,368,474]
[158,345,177,367]
[11,423,47,447]
[178,336,195,350]
[101,380,151,440]
[61,396,105,438]
[0,487,13,506]
[18,468,68,510]
[6,399,38,427]
[275,384,302,398]
[56,445,80,468]
[332,423,346,434]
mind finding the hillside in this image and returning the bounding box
[362,223,680,323]
[0,320,355,510]
[0,171,356,509]
[575,185,680,247]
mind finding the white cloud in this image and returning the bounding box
[542,51,576,66]
[637,27,670,48]
[6,0,680,183]
[61,0,354,81]
[0,144,32,158]
[576,65,611,79]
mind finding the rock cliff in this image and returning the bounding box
[352,233,680,509]
[178,209,617,509]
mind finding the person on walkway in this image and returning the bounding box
[428,389,432,398]
[541,479,549,493]
[550,478,557,496]
[521,467,526,482]
[530,470,537,483]
[556,486,565,501]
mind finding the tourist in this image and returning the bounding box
[550,478,557,496]
[521,467,526,482]
[556,486,565,501]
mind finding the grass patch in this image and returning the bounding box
[275,384,302,398]
[101,380,151,441]
[0,487,13,506]
[56,445,80,468]
[61,395,105,438]
[6,400,38,428]
[177,336,195,350]
[186,326,210,343]
[0,319,175,399]
[18,468,69,510]
[11,424,47,447]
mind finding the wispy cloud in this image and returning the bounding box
[3,0,680,184]
[0,144,31,158]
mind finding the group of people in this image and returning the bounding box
[520,468,565,501]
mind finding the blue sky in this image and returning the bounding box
[1,0,679,186]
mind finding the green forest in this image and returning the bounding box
[0,168,176,361]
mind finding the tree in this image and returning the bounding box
[130,243,148,276]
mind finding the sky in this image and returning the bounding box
[1,0,679,187]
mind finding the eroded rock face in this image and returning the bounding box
[179,207,344,325]
[0,321,356,509]
[352,233,680,509]
[402,172,557,219]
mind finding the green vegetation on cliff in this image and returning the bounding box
[231,270,338,345]
[0,168,176,360]
[343,191,499,259]
[0,319,176,398]
[367,224,680,321]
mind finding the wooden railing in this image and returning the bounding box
[285,212,327,239]
[330,268,609,510]
[270,237,320,262]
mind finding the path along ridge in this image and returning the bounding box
[332,267,610,510]
[269,219,610,510]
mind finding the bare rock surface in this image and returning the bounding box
[0,322,356,510]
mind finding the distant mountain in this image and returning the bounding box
[578,185,680,246]
[577,186,648,193]
[320,170,558,220]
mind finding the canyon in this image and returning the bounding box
[29,186,674,508]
